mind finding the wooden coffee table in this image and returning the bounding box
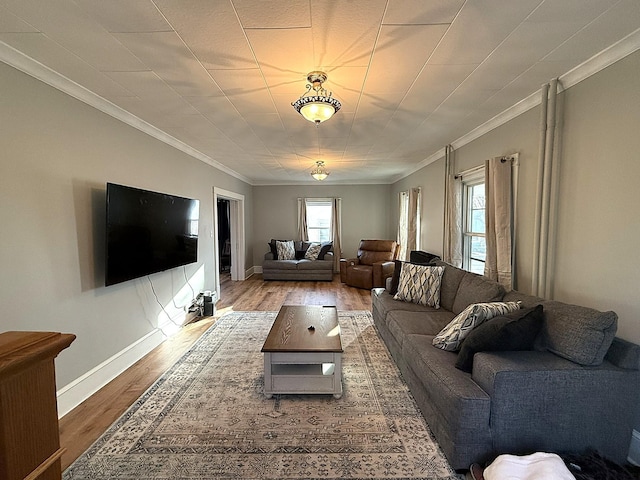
[262,305,343,399]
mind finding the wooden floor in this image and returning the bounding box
[58,273,372,470]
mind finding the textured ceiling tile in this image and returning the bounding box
[364,24,448,93]
[209,68,267,95]
[383,0,464,25]
[233,0,310,28]
[248,113,290,146]
[156,0,257,70]
[0,6,38,32]
[113,32,221,96]
[1,0,147,71]
[526,0,612,24]
[428,0,541,65]
[3,0,638,183]
[392,64,475,128]
[74,0,171,33]
[310,0,386,68]
[543,1,640,63]
[245,28,313,79]
[0,33,136,98]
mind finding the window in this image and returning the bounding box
[305,199,332,243]
[462,173,485,275]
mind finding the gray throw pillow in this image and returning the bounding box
[318,241,333,259]
[455,305,545,372]
[432,301,522,351]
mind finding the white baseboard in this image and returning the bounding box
[56,328,166,418]
[629,429,640,466]
[251,265,261,275]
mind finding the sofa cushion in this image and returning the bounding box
[432,260,467,311]
[373,291,433,324]
[402,334,491,436]
[318,241,333,260]
[269,238,289,259]
[455,305,544,373]
[276,240,296,260]
[537,301,617,366]
[393,264,445,308]
[452,273,506,314]
[433,301,521,351]
[294,241,312,259]
[262,259,299,270]
[305,242,322,260]
[387,310,455,347]
[503,290,546,309]
[296,258,333,270]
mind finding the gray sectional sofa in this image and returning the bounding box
[262,240,334,281]
[372,259,640,470]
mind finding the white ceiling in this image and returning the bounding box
[1,0,639,184]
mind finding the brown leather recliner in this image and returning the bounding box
[340,240,400,289]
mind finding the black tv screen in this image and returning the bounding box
[105,183,199,286]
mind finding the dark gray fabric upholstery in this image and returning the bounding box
[262,251,333,280]
[538,300,617,366]
[432,259,466,311]
[503,290,546,308]
[606,337,640,370]
[455,305,544,373]
[451,273,506,314]
[371,262,640,469]
[472,350,640,462]
[387,310,454,347]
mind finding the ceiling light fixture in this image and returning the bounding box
[292,71,342,125]
[310,161,329,181]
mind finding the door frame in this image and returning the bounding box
[213,187,245,299]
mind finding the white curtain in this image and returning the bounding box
[484,156,516,289]
[297,198,308,241]
[397,188,421,261]
[397,191,409,260]
[443,166,463,267]
[330,198,342,272]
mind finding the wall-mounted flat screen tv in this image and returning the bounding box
[105,183,199,286]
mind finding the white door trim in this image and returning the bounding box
[213,188,245,300]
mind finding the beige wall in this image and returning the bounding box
[0,62,253,388]
[3,39,639,414]
[392,50,640,345]
[253,184,392,265]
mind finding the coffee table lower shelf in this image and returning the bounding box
[263,351,343,399]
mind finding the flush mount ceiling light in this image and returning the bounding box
[292,71,342,125]
[310,161,329,181]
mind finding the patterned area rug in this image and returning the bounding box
[64,311,463,479]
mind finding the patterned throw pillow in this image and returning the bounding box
[432,301,522,351]
[305,243,322,261]
[393,264,445,308]
[276,240,295,260]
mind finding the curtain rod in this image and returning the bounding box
[454,154,517,179]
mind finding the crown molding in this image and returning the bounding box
[401,27,640,182]
[0,40,252,185]
[3,24,640,188]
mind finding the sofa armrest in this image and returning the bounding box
[339,257,359,282]
[472,350,640,462]
[372,260,395,289]
[322,252,334,262]
[264,251,275,260]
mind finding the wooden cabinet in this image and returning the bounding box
[0,331,75,480]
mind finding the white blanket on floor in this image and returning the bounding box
[484,452,576,480]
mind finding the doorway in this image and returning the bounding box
[213,188,245,300]
[217,199,231,275]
